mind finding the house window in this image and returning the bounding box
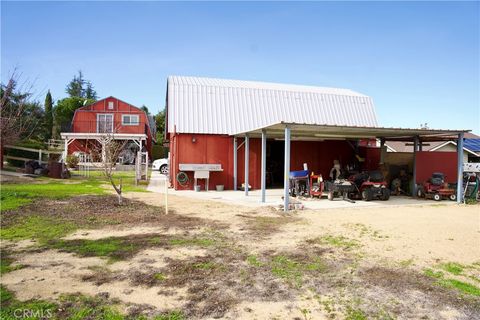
[122,114,139,125]
[97,114,114,133]
[108,101,114,110]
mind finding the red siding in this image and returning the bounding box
[415,151,458,183]
[169,133,382,190]
[170,134,246,190]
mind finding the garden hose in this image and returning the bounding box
[176,171,189,186]
[468,177,479,199]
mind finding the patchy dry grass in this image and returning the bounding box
[0,287,184,320]
[2,190,480,319]
[342,223,390,242]
[306,235,360,250]
[423,266,480,297]
[361,266,480,316]
[237,213,298,237]
[0,251,24,275]
[48,232,224,262]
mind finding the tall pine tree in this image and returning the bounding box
[65,71,97,100]
[66,71,85,98]
[44,90,53,140]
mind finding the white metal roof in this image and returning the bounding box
[167,76,378,135]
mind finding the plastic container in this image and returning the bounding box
[216,185,224,191]
[194,185,201,192]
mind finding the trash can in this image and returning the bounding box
[194,185,201,192]
[48,162,63,179]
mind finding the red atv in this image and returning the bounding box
[417,172,456,201]
[349,171,391,201]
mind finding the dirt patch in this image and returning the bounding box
[47,232,221,263]
[154,241,353,319]
[81,266,121,286]
[1,195,222,230]
[0,174,36,183]
[236,213,299,238]
[359,266,480,318]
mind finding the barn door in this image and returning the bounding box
[97,114,114,133]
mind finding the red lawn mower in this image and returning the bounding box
[417,172,456,201]
[327,171,390,202]
[350,171,391,201]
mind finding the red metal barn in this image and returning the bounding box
[164,76,468,209]
[61,96,156,160]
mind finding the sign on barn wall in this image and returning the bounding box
[464,162,480,173]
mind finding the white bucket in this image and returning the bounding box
[216,185,224,191]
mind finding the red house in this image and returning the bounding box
[61,96,155,161]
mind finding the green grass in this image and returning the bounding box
[0,253,23,275]
[76,170,151,193]
[153,311,185,320]
[0,216,78,244]
[1,286,56,320]
[1,170,152,212]
[246,254,264,267]
[49,238,137,262]
[0,285,13,304]
[311,235,360,250]
[270,255,327,287]
[121,184,151,193]
[66,306,124,320]
[423,268,444,279]
[169,238,216,247]
[345,306,368,320]
[192,261,217,270]
[154,273,167,281]
[271,255,302,282]
[0,286,184,320]
[439,262,464,275]
[440,279,480,296]
[424,267,480,296]
[1,180,106,211]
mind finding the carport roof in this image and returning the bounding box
[232,122,469,141]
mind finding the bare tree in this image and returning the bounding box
[87,134,128,205]
[0,72,39,167]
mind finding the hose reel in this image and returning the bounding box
[176,171,189,186]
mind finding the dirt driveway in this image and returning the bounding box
[1,192,479,319]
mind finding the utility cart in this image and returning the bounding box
[289,170,310,197]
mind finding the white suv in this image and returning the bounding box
[152,158,169,174]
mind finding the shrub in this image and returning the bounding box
[66,154,79,168]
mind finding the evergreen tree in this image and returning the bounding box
[155,109,166,145]
[141,105,150,115]
[44,90,53,140]
[66,71,85,97]
[65,71,97,100]
[85,82,97,100]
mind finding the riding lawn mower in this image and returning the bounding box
[327,170,390,202]
[416,172,456,201]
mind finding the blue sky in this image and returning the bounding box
[2,1,479,133]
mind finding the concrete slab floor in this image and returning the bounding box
[147,171,457,210]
